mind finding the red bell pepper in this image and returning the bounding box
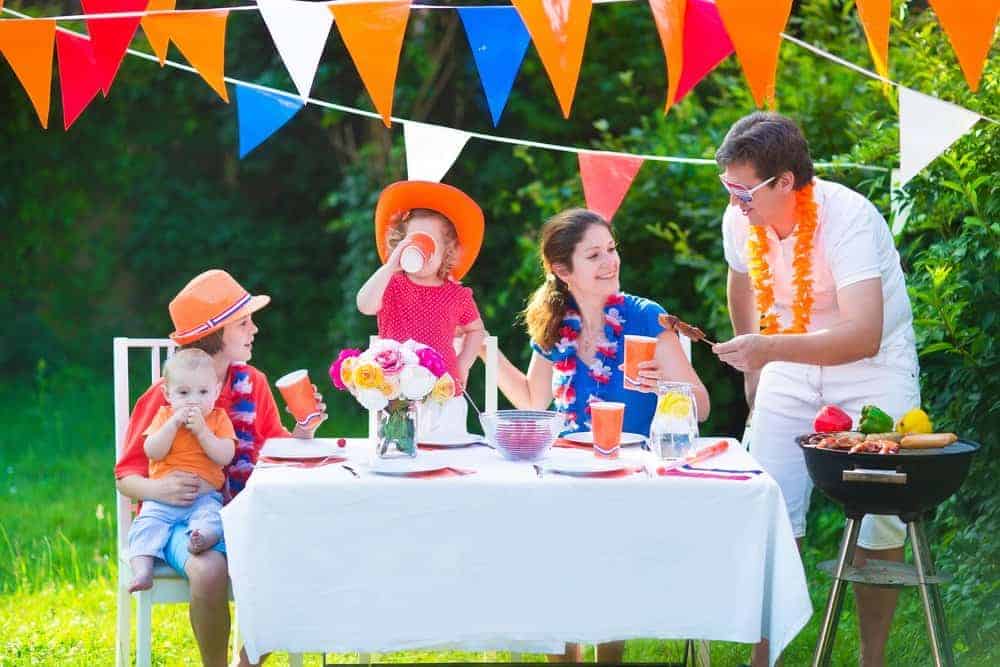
[813,405,852,433]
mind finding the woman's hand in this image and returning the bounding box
[617,359,662,393]
[151,471,201,506]
[290,385,328,439]
[712,334,773,373]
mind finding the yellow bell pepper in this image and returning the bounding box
[895,408,933,435]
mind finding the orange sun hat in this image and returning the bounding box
[374,181,485,281]
[168,270,271,345]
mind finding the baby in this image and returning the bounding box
[127,348,236,593]
[357,181,487,393]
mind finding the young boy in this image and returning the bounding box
[127,348,236,592]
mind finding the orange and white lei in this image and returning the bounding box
[746,182,818,335]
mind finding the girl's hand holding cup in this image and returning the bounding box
[276,370,328,439]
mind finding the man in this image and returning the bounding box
[711,112,920,667]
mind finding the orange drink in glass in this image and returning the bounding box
[591,401,625,458]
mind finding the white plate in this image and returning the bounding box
[259,438,340,460]
[419,433,487,447]
[539,457,640,475]
[368,457,455,476]
[562,431,646,447]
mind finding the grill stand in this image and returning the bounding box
[812,514,955,667]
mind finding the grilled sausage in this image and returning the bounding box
[865,432,904,442]
[899,433,958,449]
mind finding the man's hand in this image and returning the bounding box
[712,334,773,373]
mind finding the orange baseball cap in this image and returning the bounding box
[168,270,271,345]
[374,181,485,281]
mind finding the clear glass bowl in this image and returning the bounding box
[480,410,563,461]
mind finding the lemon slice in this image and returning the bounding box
[656,392,691,418]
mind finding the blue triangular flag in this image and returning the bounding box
[235,84,305,159]
[458,7,531,127]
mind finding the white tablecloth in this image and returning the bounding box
[221,437,811,664]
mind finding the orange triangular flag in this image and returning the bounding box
[648,0,686,113]
[855,0,890,80]
[329,0,411,128]
[141,0,176,64]
[0,20,56,129]
[927,0,999,92]
[512,0,593,119]
[714,0,792,107]
[142,10,229,102]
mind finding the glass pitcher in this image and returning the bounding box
[648,381,699,460]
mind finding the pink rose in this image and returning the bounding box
[415,346,447,378]
[329,348,361,390]
[374,347,405,375]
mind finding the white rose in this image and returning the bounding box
[399,365,436,400]
[356,387,389,412]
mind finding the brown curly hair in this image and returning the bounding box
[524,209,612,351]
[386,208,459,281]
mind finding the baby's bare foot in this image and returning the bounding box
[128,556,154,593]
[188,529,220,554]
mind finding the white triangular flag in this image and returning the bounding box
[898,87,981,186]
[403,121,471,182]
[257,0,333,100]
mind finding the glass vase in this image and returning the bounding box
[376,399,419,459]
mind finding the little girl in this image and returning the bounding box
[357,181,486,394]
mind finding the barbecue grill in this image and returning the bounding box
[798,436,980,667]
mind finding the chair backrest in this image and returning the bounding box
[679,334,692,362]
[113,337,177,560]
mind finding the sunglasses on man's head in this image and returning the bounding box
[719,175,776,204]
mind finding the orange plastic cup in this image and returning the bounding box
[400,232,437,274]
[591,401,625,458]
[624,335,658,391]
[275,370,322,427]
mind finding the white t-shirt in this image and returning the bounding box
[722,177,917,370]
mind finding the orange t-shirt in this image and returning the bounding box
[142,407,236,490]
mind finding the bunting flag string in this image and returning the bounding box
[673,0,732,104]
[897,87,983,187]
[926,0,1000,93]
[578,152,644,222]
[714,0,793,107]
[81,0,148,96]
[854,0,890,81]
[647,0,685,114]
[3,3,996,188]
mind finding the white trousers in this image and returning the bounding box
[748,353,920,549]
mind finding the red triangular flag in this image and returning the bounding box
[82,0,149,96]
[0,20,56,128]
[675,0,734,102]
[578,152,644,223]
[56,32,105,130]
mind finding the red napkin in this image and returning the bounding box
[257,455,347,468]
[553,438,592,450]
[403,467,477,478]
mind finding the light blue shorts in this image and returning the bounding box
[162,514,227,577]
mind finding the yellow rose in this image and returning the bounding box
[352,362,384,391]
[430,373,456,402]
[380,375,401,399]
[340,357,358,388]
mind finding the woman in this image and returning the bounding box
[115,269,326,667]
[492,209,709,662]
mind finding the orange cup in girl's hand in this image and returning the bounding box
[624,335,658,391]
[275,370,322,428]
[591,402,625,458]
[400,232,437,274]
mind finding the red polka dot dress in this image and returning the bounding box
[377,273,481,389]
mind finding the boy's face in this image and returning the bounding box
[406,216,448,280]
[164,366,221,415]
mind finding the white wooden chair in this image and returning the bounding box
[113,338,304,666]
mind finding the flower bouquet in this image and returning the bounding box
[330,338,456,458]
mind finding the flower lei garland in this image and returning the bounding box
[747,182,818,334]
[548,293,626,432]
[224,363,256,501]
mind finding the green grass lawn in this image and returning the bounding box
[0,366,991,665]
